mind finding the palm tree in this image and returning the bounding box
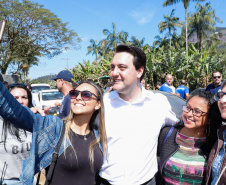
[163,0,206,59]
[188,2,222,51]
[158,9,183,62]
[103,22,119,50]
[87,39,100,61]
[131,36,145,48]
[118,31,131,45]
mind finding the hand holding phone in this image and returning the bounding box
[0,19,7,43]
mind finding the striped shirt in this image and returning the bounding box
[162,132,207,185]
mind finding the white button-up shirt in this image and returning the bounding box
[100,88,179,185]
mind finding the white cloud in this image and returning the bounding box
[130,9,155,25]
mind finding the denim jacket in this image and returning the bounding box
[0,82,101,185]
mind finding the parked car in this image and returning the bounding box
[37,89,63,115]
[31,84,51,93]
[151,90,186,120]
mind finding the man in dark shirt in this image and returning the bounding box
[51,70,73,118]
[206,71,222,94]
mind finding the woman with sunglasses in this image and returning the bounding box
[0,83,34,184]
[0,80,107,185]
[157,91,221,185]
[206,80,226,185]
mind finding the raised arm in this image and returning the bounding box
[0,81,42,132]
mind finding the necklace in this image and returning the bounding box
[83,134,87,141]
[70,124,90,141]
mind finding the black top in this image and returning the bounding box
[50,129,103,185]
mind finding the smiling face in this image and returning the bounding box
[110,52,143,96]
[70,83,101,116]
[182,96,209,132]
[218,85,226,119]
[10,88,29,107]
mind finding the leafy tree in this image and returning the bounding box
[188,2,222,51]
[163,0,206,59]
[158,9,183,62]
[103,22,119,50]
[87,39,100,61]
[0,0,81,75]
[130,36,145,48]
[118,31,131,45]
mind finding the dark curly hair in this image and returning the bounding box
[187,91,222,155]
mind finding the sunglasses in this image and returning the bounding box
[8,83,27,88]
[69,90,99,101]
[214,92,226,101]
[213,76,221,79]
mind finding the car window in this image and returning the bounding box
[42,91,63,101]
[32,86,50,93]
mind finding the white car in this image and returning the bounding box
[31,84,50,94]
[37,89,63,115]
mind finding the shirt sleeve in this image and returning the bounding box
[185,87,189,94]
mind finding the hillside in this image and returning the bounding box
[188,27,226,50]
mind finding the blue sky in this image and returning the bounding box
[28,0,226,79]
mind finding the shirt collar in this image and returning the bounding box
[164,82,172,87]
[108,86,154,104]
[212,82,222,87]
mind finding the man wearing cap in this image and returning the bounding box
[97,45,178,185]
[51,70,73,119]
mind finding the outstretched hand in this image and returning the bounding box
[30,105,51,116]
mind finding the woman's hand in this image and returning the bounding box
[30,105,51,116]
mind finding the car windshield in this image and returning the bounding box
[32,86,50,93]
[42,91,63,101]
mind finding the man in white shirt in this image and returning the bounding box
[97,45,178,185]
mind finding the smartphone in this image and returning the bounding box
[0,19,7,43]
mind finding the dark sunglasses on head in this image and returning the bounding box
[8,83,27,90]
[213,76,221,79]
[69,90,99,101]
[214,92,226,101]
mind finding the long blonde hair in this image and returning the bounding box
[63,81,107,171]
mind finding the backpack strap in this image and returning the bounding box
[44,121,65,185]
[163,126,174,145]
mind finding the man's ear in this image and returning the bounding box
[137,66,144,78]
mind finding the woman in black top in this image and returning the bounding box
[50,81,106,184]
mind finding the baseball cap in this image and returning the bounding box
[50,70,74,82]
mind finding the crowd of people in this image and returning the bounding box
[141,71,223,103]
[0,44,225,185]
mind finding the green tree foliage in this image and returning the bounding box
[0,0,81,75]
[163,0,206,59]
[188,2,222,51]
[158,9,183,61]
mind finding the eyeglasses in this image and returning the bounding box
[182,105,208,117]
[214,92,226,101]
[69,90,99,101]
[213,76,221,79]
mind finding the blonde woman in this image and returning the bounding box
[0,81,107,185]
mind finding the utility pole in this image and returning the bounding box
[61,58,70,69]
